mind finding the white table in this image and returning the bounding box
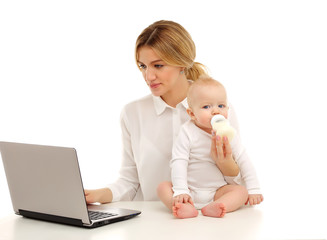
[0,201,326,240]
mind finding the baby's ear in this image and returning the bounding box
[187,108,196,120]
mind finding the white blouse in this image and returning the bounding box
[107,94,243,201]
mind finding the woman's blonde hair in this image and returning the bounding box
[135,20,207,81]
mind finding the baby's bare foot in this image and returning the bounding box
[172,203,198,219]
[201,202,226,218]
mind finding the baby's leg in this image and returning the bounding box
[201,185,248,218]
[157,181,174,210]
[201,202,226,218]
[173,202,198,219]
[157,182,198,219]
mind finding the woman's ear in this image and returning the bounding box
[187,108,196,121]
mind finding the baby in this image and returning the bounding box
[157,75,263,219]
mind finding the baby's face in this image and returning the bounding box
[188,84,228,133]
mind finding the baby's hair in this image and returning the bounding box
[187,74,226,108]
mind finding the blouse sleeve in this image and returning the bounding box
[107,107,140,201]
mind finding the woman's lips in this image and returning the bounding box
[150,83,161,89]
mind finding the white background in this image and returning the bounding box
[0,0,326,227]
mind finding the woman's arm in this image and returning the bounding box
[107,106,140,201]
[210,134,240,176]
[84,106,140,203]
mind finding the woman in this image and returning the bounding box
[85,20,241,204]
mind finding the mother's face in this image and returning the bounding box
[137,46,183,97]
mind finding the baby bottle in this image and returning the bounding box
[210,115,236,142]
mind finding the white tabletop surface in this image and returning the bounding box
[0,200,326,240]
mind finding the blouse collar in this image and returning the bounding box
[152,95,189,115]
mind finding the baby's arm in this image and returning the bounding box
[173,194,194,206]
[231,134,263,205]
[246,194,264,205]
[170,125,192,202]
[237,152,263,205]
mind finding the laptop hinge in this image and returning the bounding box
[19,209,85,227]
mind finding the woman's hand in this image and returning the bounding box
[210,132,239,176]
[84,188,113,204]
[173,194,194,207]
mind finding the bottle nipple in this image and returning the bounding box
[210,115,226,126]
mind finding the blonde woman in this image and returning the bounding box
[85,20,241,204]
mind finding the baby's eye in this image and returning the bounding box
[202,105,211,109]
[218,104,225,108]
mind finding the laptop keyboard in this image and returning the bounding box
[88,211,117,220]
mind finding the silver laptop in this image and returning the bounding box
[0,141,141,228]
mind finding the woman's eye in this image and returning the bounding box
[154,64,163,69]
[138,64,146,69]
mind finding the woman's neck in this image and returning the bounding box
[161,77,190,108]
